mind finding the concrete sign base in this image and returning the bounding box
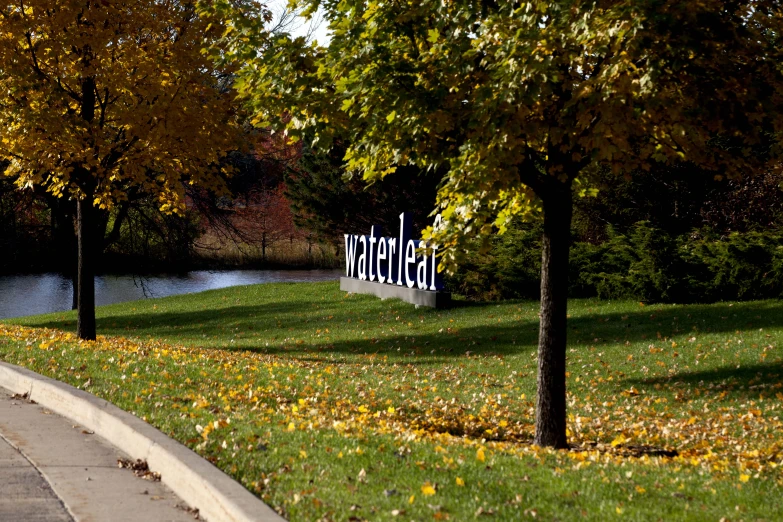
[340,277,452,308]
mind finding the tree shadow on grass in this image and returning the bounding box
[626,360,783,400]
[21,301,320,335]
[18,297,783,363]
[222,321,540,363]
[563,300,783,345]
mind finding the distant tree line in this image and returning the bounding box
[0,147,301,279]
[284,143,442,251]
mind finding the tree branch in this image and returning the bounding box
[102,199,131,250]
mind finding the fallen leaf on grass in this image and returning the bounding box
[421,482,436,496]
[611,433,627,447]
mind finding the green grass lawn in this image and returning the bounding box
[1,281,782,521]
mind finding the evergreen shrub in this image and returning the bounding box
[448,221,783,303]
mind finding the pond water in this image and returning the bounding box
[0,269,342,319]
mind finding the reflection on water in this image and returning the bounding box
[0,270,341,319]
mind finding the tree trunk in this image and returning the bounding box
[534,183,573,449]
[49,197,79,309]
[76,195,96,340]
[76,70,96,339]
[70,210,78,311]
[71,270,78,311]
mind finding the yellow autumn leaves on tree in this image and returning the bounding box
[0,0,251,339]
[0,0,244,209]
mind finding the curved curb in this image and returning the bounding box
[0,361,285,522]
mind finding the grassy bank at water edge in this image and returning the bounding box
[1,281,782,521]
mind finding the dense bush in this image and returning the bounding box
[446,222,544,301]
[448,221,783,303]
[573,166,783,243]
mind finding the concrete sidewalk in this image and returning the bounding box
[0,387,196,522]
[0,434,71,522]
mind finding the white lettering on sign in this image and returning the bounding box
[387,237,397,285]
[376,236,387,284]
[343,212,445,292]
[357,235,367,280]
[345,234,359,278]
[404,239,416,289]
[368,226,378,282]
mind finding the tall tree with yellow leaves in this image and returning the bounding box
[0,0,254,339]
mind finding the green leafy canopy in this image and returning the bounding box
[204,0,783,270]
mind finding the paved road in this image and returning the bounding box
[0,388,196,522]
